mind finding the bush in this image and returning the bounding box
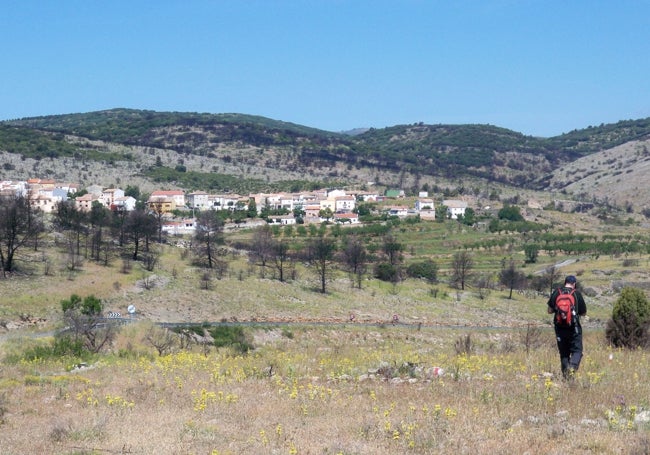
[208,326,253,353]
[8,336,89,363]
[406,259,438,283]
[605,287,650,349]
[374,262,399,282]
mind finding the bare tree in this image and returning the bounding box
[248,224,274,277]
[0,194,44,275]
[150,201,166,244]
[451,250,474,290]
[340,235,368,289]
[53,200,87,258]
[145,324,176,355]
[307,236,336,293]
[382,234,404,266]
[543,265,561,295]
[474,273,494,300]
[89,202,111,262]
[193,210,225,268]
[124,209,157,261]
[499,258,526,299]
[270,239,292,282]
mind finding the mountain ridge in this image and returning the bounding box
[2,109,650,208]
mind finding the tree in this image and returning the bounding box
[606,287,650,349]
[124,209,157,261]
[340,235,368,289]
[524,244,540,263]
[53,200,88,257]
[89,202,111,263]
[124,185,141,200]
[0,194,44,275]
[307,236,336,293]
[459,207,476,226]
[145,323,176,356]
[193,210,225,269]
[248,224,274,277]
[498,204,524,221]
[474,273,494,300]
[382,234,403,266]
[499,258,526,299]
[246,198,258,218]
[293,204,305,223]
[270,239,292,282]
[318,207,333,222]
[532,265,560,295]
[61,294,115,353]
[451,251,474,290]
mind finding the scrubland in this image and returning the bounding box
[1,325,649,454]
[2,208,650,454]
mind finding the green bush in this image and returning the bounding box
[605,287,650,349]
[374,262,399,282]
[406,259,438,283]
[7,336,89,363]
[208,326,254,353]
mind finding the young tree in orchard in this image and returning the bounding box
[0,194,44,275]
[451,250,474,290]
[193,210,225,269]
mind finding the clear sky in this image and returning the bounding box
[2,0,649,137]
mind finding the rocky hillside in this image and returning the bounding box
[1,109,650,207]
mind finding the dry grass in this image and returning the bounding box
[1,326,649,454]
[2,206,650,453]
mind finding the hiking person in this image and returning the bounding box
[547,275,587,379]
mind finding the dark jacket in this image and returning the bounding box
[547,285,587,327]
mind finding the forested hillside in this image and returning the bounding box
[2,109,650,198]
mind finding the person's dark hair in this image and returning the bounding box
[565,275,577,284]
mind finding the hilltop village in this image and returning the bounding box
[0,178,472,233]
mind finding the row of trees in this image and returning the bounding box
[0,194,227,275]
[0,192,537,298]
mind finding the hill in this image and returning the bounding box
[2,109,650,207]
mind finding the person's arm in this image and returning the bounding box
[576,292,587,316]
[547,290,557,314]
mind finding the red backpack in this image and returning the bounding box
[554,288,576,327]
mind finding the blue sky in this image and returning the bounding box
[2,1,649,137]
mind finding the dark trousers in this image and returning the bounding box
[555,325,583,376]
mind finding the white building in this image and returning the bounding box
[443,199,468,219]
[187,191,210,209]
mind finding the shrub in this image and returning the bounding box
[406,259,438,283]
[208,326,253,353]
[605,287,650,349]
[8,336,89,363]
[374,262,399,282]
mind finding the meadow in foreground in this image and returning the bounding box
[1,325,648,455]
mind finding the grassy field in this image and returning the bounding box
[2,208,650,454]
[1,325,649,454]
